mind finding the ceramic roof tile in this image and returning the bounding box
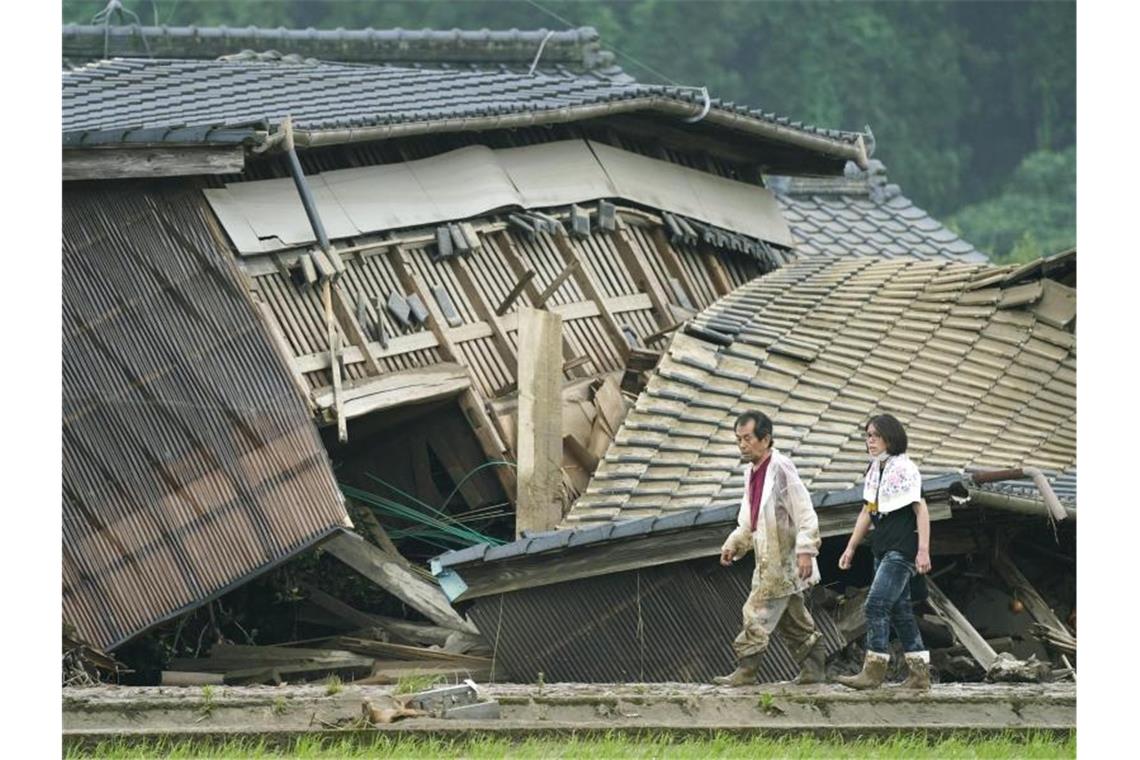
[565,253,1075,524]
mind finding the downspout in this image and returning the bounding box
[959,467,1073,522]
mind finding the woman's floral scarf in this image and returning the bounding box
[863,453,922,515]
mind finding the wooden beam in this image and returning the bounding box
[293,331,439,374]
[990,550,1073,637]
[611,220,673,331]
[63,146,245,180]
[323,532,477,634]
[321,281,347,442]
[329,284,384,376]
[496,270,536,315]
[300,583,455,647]
[493,231,586,378]
[702,248,733,297]
[533,259,580,308]
[926,578,998,671]
[450,255,518,371]
[312,363,470,420]
[553,235,631,360]
[515,307,565,538]
[647,226,702,312]
[387,246,461,362]
[458,388,518,502]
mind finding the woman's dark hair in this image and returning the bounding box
[735,410,774,445]
[867,413,908,455]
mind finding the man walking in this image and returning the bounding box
[714,410,827,686]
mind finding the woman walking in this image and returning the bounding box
[836,413,932,690]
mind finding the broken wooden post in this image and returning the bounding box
[323,532,478,634]
[515,306,564,537]
[926,578,998,672]
[990,549,1076,655]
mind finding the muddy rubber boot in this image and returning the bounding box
[835,651,889,690]
[713,654,762,686]
[794,639,828,685]
[898,652,931,690]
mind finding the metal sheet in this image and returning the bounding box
[63,182,349,650]
[208,140,794,254]
[468,555,844,683]
[588,140,795,248]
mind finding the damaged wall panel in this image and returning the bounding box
[467,556,844,683]
[63,182,349,651]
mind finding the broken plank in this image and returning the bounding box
[324,532,477,634]
[301,584,457,648]
[926,579,998,671]
[990,550,1074,639]
[356,660,493,685]
[330,284,384,376]
[515,307,564,538]
[328,638,490,667]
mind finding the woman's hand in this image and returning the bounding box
[915,548,932,575]
[720,546,735,566]
[838,547,855,570]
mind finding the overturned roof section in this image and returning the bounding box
[564,251,1076,524]
[62,24,631,79]
[61,57,868,171]
[772,161,988,263]
[63,182,349,650]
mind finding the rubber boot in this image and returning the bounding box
[794,639,828,685]
[835,651,889,690]
[898,652,931,690]
[713,653,762,686]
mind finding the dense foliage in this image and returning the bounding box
[64,0,1075,261]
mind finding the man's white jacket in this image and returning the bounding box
[720,449,822,598]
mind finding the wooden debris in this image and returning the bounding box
[515,307,565,537]
[324,532,478,634]
[167,644,374,685]
[495,269,536,315]
[926,579,998,671]
[160,671,224,686]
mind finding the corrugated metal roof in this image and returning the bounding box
[62,182,349,650]
[61,57,865,150]
[770,161,988,264]
[468,558,845,684]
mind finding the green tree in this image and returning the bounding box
[948,146,1075,263]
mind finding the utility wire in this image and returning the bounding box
[523,0,685,87]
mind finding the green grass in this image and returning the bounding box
[392,673,445,695]
[66,730,1075,759]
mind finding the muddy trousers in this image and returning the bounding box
[732,591,822,663]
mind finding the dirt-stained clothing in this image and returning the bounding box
[721,449,823,659]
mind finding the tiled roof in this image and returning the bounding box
[770,161,988,263]
[564,251,1076,524]
[432,473,963,572]
[974,468,1076,506]
[62,24,631,80]
[61,57,866,153]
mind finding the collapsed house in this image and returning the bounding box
[433,250,1076,683]
[62,21,1072,687]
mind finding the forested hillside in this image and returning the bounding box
[63,0,1075,262]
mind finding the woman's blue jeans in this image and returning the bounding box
[865,550,926,654]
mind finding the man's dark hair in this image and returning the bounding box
[735,410,773,445]
[867,413,908,455]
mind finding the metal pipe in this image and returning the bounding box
[279,116,331,253]
[969,467,1069,522]
[289,96,870,168]
[962,487,1077,521]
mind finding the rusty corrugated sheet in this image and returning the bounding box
[62,182,349,651]
[468,556,844,683]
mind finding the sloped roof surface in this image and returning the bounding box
[62,24,631,79]
[565,252,1076,524]
[62,57,864,150]
[63,182,349,650]
[770,162,988,263]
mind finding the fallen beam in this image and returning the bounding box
[324,532,478,634]
[926,579,998,672]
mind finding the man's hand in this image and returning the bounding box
[915,548,932,575]
[796,553,813,579]
[838,547,855,570]
[720,546,735,567]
